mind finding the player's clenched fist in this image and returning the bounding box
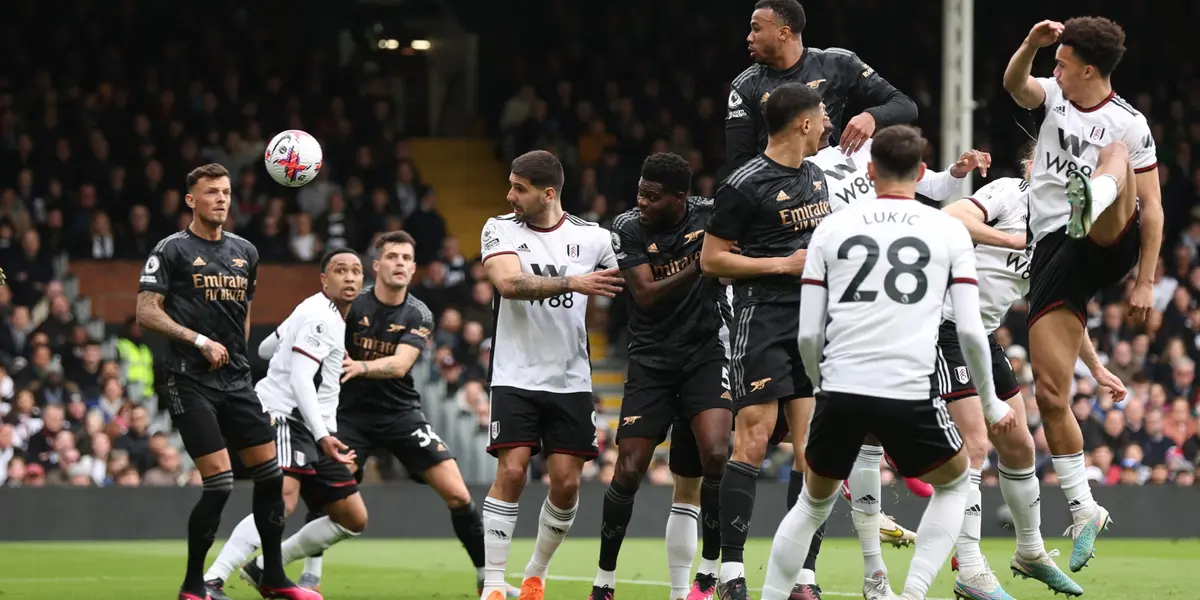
[1026,20,1064,48]
[199,339,229,370]
[569,268,624,298]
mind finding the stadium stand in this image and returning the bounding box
[2,0,1199,491]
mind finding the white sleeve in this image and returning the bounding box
[964,178,1017,223]
[258,327,282,360]
[1035,77,1059,107]
[945,222,1009,423]
[800,222,830,285]
[287,352,329,440]
[597,228,618,270]
[914,166,965,202]
[480,219,517,262]
[290,315,339,364]
[1122,115,1158,173]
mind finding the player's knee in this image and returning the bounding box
[547,469,581,502]
[699,447,728,477]
[995,427,1036,467]
[613,453,647,491]
[443,488,472,509]
[731,424,770,465]
[495,455,528,486]
[1033,376,1068,410]
[962,427,990,466]
[337,508,369,534]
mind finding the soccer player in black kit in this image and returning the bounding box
[590,153,732,600]
[700,83,829,600]
[297,231,516,598]
[136,163,319,600]
[726,0,917,170]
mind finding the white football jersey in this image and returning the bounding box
[482,213,617,394]
[941,177,1033,332]
[803,197,977,399]
[256,292,346,434]
[1029,77,1156,241]
[807,139,966,211]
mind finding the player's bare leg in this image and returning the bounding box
[592,436,658,600]
[1029,309,1110,571]
[424,459,518,597]
[718,401,779,600]
[481,447,533,600]
[783,397,824,600]
[1065,141,1131,240]
[686,407,733,600]
[523,453,584,600]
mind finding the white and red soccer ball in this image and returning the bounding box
[264,129,323,187]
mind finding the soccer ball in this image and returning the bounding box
[264,130,323,187]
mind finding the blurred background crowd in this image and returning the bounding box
[2,0,1200,490]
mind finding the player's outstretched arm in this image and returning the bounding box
[796,283,828,389]
[699,233,801,278]
[354,343,422,380]
[916,149,992,202]
[258,329,281,359]
[943,199,1025,250]
[1003,20,1062,109]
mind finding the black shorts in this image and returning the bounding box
[935,321,1022,402]
[728,301,813,408]
[337,409,455,484]
[806,390,963,480]
[275,417,359,508]
[165,373,276,458]
[1028,213,1140,328]
[486,386,598,460]
[618,357,732,477]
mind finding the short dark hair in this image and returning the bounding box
[511,150,564,193]
[186,163,230,189]
[640,153,692,196]
[1060,17,1126,77]
[764,83,823,136]
[869,125,927,181]
[754,0,806,34]
[320,248,360,272]
[374,230,416,253]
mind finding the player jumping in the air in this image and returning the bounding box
[591,153,732,600]
[201,250,368,600]
[136,163,318,600]
[1003,16,1159,571]
[937,159,1124,599]
[700,83,828,600]
[761,124,1017,600]
[478,151,624,600]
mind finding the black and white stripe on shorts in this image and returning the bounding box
[728,305,756,398]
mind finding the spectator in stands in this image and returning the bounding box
[0,424,14,484]
[115,317,154,402]
[115,405,152,473]
[143,445,185,486]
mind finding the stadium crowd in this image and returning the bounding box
[3,0,1200,489]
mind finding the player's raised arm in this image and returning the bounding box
[945,223,1013,432]
[835,49,918,154]
[916,149,992,201]
[700,185,801,278]
[942,179,1027,250]
[1004,20,1064,109]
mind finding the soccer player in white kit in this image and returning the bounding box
[936,168,1121,600]
[202,250,366,600]
[758,125,1018,600]
[1003,16,1159,571]
[477,150,624,600]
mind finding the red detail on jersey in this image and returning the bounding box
[800,278,826,287]
[950,278,977,285]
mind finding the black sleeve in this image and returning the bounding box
[137,243,173,295]
[836,50,918,128]
[611,213,649,270]
[245,243,260,301]
[722,84,759,177]
[705,185,755,242]
[399,301,435,350]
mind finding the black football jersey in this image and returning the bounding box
[611,197,726,370]
[339,287,435,413]
[706,155,832,305]
[725,47,917,172]
[138,229,259,391]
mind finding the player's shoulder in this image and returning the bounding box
[611,208,644,235]
[150,230,191,255]
[687,196,715,216]
[1107,93,1144,121]
[563,212,601,229]
[296,292,342,326]
[723,155,772,189]
[403,292,436,324]
[731,63,766,90]
[485,213,521,230]
[809,46,863,69]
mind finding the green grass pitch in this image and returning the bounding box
[1,537,1196,599]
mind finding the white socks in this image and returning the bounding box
[481,497,519,598]
[273,516,356,566]
[1089,173,1119,223]
[524,497,577,581]
[954,469,986,571]
[999,463,1045,558]
[665,503,699,598]
[302,555,323,579]
[204,513,261,582]
[848,446,885,578]
[1052,452,1097,519]
[760,487,838,600]
[903,469,969,599]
